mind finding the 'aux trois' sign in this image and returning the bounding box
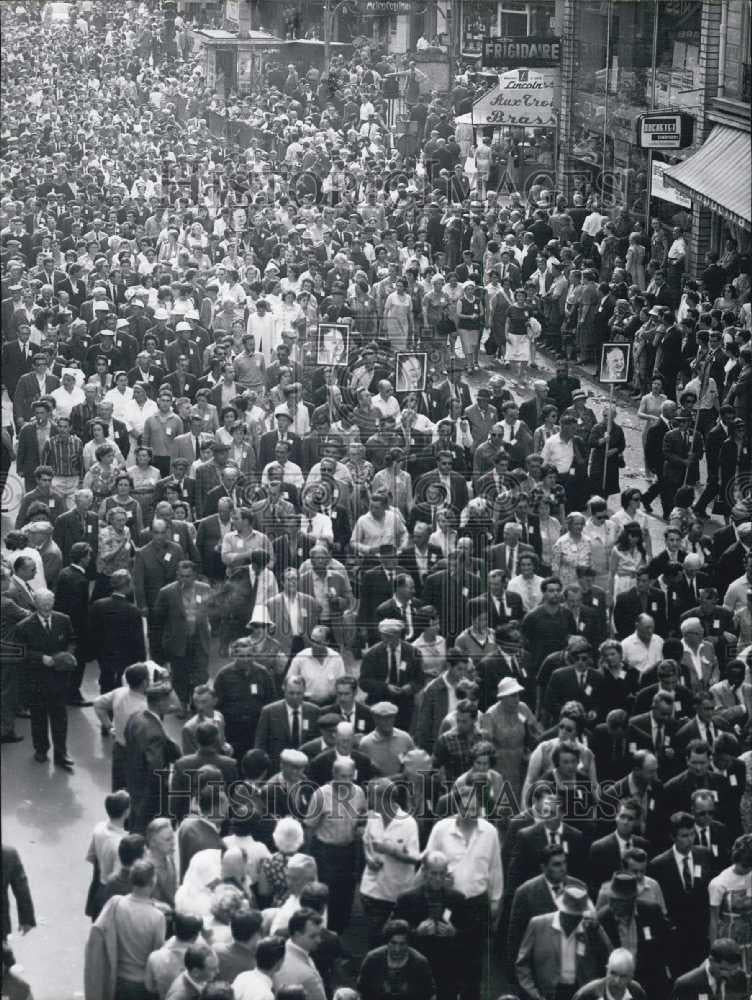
[471,69,558,127]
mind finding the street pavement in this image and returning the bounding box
[0,351,717,999]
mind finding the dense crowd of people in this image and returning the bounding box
[1,2,752,1000]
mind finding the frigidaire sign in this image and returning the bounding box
[482,35,561,68]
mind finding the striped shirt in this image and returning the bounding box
[42,434,83,478]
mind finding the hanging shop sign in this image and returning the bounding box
[470,69,557,127]
[482,35,561,68]
[636,111,694,149]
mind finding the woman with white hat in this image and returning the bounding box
[479,677,541,805]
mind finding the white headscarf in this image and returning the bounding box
[174,849,222,918]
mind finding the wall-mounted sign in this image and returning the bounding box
[637,111,694,149]
[651,160,691,207]
[357,0,413,13]
[470,69,557,127]
[482,35,561,68]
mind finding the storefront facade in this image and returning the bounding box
[459,0,555,58]
[554,0,749,273]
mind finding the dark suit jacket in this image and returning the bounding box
[195,513,230,580]
[717,540,751,594]
[669,963,750,1000]
[306,747,378,788]
[253,698,321,771]
[1,340,32,398]
[123,709,181,820]
[396,544,444,596]
[13,373,61,426]
[587,831,651,894]
[502,514,543,557]
[393,883,467,935]
[152,580,212,661]
[414,469,469,511]
[15,485,66,529]
[414,673,453,753]
[357,565,411,637]
[133,540,182,613]
[508,873,588,971]
[52,508,99,572]
[202,483,245,518]
[193,461,224,519]
[632,683,693,721]
[164,369,197,400]
[422,568,483,638]
[317,701,374,739]
[662,426,703,486]
[663,768,735,832]
[508,821,586,895]
[375,596,421,642]
[674,716,730,755]
[488,542,535,577]
[546,662,605,719]
[14,610,75,671]
[15,421,59,481]
[644,418,672,477]
[2,845,36,939]
[359,640,424,730]
[171,750,239,822]
[628,711,684,782]
[53,565,90,657]
[258,430,303,467]
[647,846,712,952]
[519,396,554,434]
[177,816,224,880]
[613,586,668,639]
[88,594,146,672]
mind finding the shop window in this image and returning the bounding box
[500,2,527,36]
[462,0,499,54]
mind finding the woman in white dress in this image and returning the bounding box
[609,487,653,559]
[504,288,532,382]
[383,277,413,351]
[608,522,648,604]
[708,834,752,972]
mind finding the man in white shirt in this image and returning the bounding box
[371,380,401,421]
[425,784,503,999]
[679,617,719,691]
[263,441,304,489]
[723,554,752,613]
[620,614,664,675]
[286,625,346,705]
[233,934,285,1000]
[51,369,85,419]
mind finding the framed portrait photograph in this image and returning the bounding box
[316,323,350,367]
[599,343,631,384]
[395,352,428,392]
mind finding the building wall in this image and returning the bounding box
[723,0,752,101]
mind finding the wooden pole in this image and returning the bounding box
[602,383,614,495]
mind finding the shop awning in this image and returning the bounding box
[662,125,751,229]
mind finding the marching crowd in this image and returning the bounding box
[2,2,752,1000]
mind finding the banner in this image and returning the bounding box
[651,160,691,207]
[471,69,557,127]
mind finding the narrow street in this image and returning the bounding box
[0,350,699,1000]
